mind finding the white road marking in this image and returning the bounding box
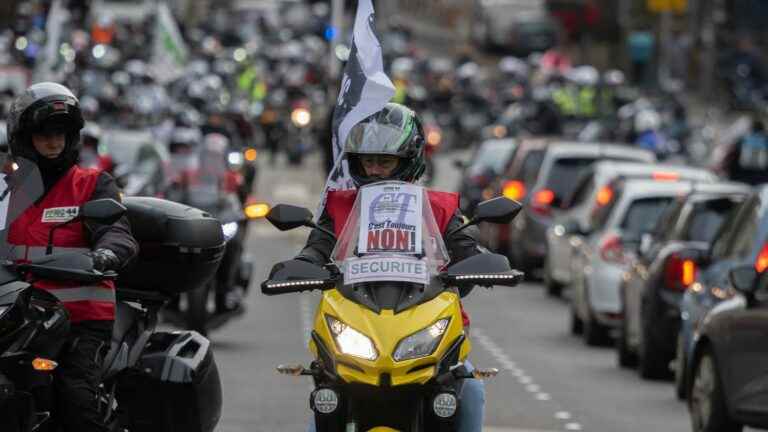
[473,327,585,432]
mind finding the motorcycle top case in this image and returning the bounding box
[116,331,222,432]
[118,197,225,293]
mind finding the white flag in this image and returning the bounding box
[151,2,189,84]
[316,0,395,217]
[33,0,68,82]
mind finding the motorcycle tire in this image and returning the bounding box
[187,282,211,336]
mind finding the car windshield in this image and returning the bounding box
[545,157,598,209]
[621,197,674,235]
[683,198,742,243]
[468,140,516,177]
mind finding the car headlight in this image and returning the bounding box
[393,318,450,362]
[326,316,377,360]
[222,222,239,241]
[0,305,9,320]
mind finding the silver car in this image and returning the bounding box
[545,161,716,296]
[570,179,696,346]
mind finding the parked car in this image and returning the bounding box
[481,136,550,252]
[504,141,654,276]
[675,185,768,400]
[570,178,695,346]
[687,265,768,432]
[456,138,517,214]
[617,182,749,379]
[545,161,715,296]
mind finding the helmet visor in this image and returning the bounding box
[344,120,413,156]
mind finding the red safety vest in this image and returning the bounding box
[8,166,115,323]
[326,189,471,327]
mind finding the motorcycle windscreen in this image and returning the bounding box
[0,155,44,261]
[330,181,449,287]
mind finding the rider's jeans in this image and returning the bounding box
[307,360,485,432]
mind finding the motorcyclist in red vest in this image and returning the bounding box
[6,82,139,432]
[298,103,485,432]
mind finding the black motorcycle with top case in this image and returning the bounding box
[0,156,223,432]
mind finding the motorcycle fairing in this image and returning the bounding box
[309,289,469,387]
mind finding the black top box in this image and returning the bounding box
[118,197,225,294]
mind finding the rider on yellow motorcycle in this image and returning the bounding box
[297,103,485,432]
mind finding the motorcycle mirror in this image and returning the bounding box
[46,199,126,255]
[440,253,523,288]
[447,197,522,238]
[473,196,523,224]
[266,204,313,231]
[729,266,759,295]
[81,199,127,225]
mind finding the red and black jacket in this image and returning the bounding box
[8,165,138,323]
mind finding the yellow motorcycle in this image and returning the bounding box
[262,182,522,431]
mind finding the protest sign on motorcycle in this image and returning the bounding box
[357,182,423,255]
[332,181,450,286]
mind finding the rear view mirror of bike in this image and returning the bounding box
[440,253,524,288]
[447,197,522,238]
[266,204,314,231]
[261,259,337,295]
[81,199,127,224]
[473,196,522,224]
[729,265,759,294]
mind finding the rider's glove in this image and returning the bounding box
[88,248,121,272]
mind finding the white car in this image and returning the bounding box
[569,179,697,346]
[545,162,715,296]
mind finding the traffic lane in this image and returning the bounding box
[462,282,691,432]
[215,152,323,432]
[214,225,312,432]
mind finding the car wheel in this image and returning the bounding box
[583,313,610,346]
[674,332,687,400]
[570,306,583,335]
[617,312,637,368]
[544,257,563,297]
[638,323,671,380]
[689,350,742,432]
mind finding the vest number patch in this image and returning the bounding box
[42,206,80,223]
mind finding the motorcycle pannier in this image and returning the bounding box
[118,197,225,293]
[116,331,222,432]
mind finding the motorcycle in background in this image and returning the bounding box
[164,133,260,334]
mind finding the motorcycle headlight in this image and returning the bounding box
[291,108,311,127]
[393,318,450,362]
[326,316,377,361]
[228,151,244,168]
[222,222,239,241]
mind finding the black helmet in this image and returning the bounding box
[345,103,425,187]
[7,82,84,168]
